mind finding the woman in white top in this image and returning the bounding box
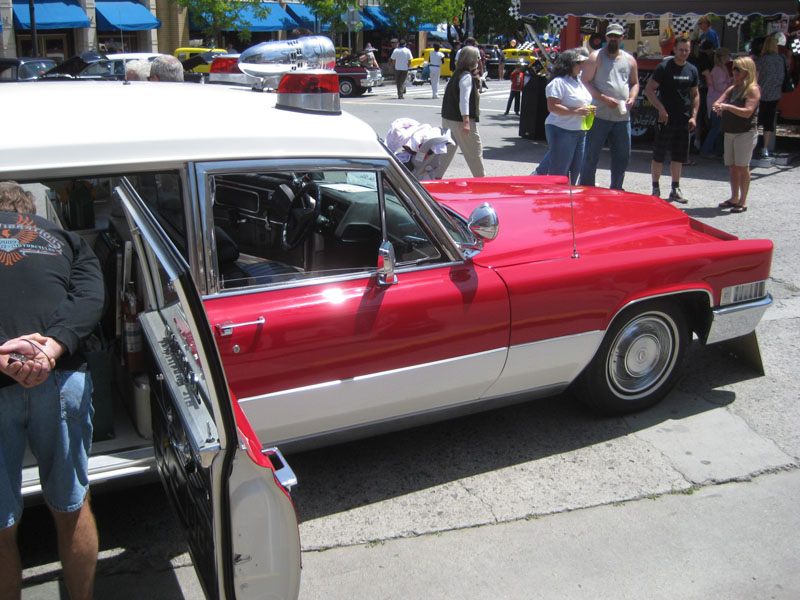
[435,46,485,178]
[534,49,595,184]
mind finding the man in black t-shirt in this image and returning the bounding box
[0,181,104,600]
[644,37,700,203]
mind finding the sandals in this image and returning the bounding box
[719,200,748,212]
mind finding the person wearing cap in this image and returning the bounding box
[359,44,379,70]
[644,36,700,203]
[534,49,594,184]
[578,22,639,190]
[390,39,413,99]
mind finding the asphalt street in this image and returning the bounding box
[19,78,800,599]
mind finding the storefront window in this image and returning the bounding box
[16,33,69,61]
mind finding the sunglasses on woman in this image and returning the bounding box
[733,66,742,72]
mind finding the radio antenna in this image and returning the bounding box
[569,172,579,259]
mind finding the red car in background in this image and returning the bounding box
[210,53,383,96]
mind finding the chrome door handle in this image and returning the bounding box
[215,316,265,337]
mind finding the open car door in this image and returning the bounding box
[116,179,301,599]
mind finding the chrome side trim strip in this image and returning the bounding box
[481,331,604,399]
[238,347,508,446]
[705,294,772,344]
[239,331,609,448]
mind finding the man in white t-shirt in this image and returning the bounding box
[390,39,414,99]
[428,43,445,99]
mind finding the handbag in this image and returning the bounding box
[782,58,795,94]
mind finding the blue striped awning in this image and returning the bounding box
[285,3,330,31]
[95,1,160,31]
[12,0,91,29]
[191,3,299,32]
[236,2,299,32]
[360,6,390,30]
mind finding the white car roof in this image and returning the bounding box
[1,80,384,178]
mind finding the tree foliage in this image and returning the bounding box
[301,0,361,33]
[168,0,277,45]
[471,0,525,43]
[380,0,462,38]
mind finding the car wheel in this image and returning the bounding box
[577,300,688,415]
[339,78,355,97]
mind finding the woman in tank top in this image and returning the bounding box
[711,56,760,213]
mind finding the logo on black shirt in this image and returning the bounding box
[0,214,63,267]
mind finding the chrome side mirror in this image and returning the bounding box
[469,203,499,241]
[377,241,398,286]
[460,203,498,257]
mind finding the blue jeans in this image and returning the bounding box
[700,112,723,156]
[535,124,586,185]
[0,368,93,528]
[579,118,631,190]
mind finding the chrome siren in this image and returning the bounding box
[238,36,336,84]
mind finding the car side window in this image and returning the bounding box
[126,173,188,260]
[209,168,440,290]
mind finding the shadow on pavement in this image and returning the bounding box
[21,482,191,599]
[288,337,763,524]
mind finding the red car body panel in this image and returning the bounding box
[423,176,773,346]
[203,175,772,403]
[204,262,510,400]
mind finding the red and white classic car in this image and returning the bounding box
[1,38,772,599]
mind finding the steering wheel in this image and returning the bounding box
[282,181,322,250]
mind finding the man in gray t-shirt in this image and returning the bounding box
[579,23,639,190]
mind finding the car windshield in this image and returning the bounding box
[403,176,472,245]
[19,60,55,79]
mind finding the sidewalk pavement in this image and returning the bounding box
[299,469,800,599]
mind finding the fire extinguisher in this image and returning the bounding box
[122,282,144,372]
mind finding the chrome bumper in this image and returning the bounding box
[705,294,772,344]
[359,69,384,88]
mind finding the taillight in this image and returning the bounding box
[276,70,341,114]
[277,71,339,94]
[210,57,240,73]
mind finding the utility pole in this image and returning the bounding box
[28,0,39,57]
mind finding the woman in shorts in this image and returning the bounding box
[712,56,760,213]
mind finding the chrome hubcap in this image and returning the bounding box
[608,315,676,397]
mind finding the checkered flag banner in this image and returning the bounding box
[792,37,800,55]
[672,14,698,36]
[608,16,627,28]
[508,0,520,19]
[726,13,748,28]
[548,15,569,30]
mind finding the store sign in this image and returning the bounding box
[580,17,599,33]
[640,19,660,36]
[765,15,789,35]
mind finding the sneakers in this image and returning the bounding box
[668,186,687,204]
[651,184,661,198]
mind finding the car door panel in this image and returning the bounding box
[204,263,510,445]
[116,180,301,600]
